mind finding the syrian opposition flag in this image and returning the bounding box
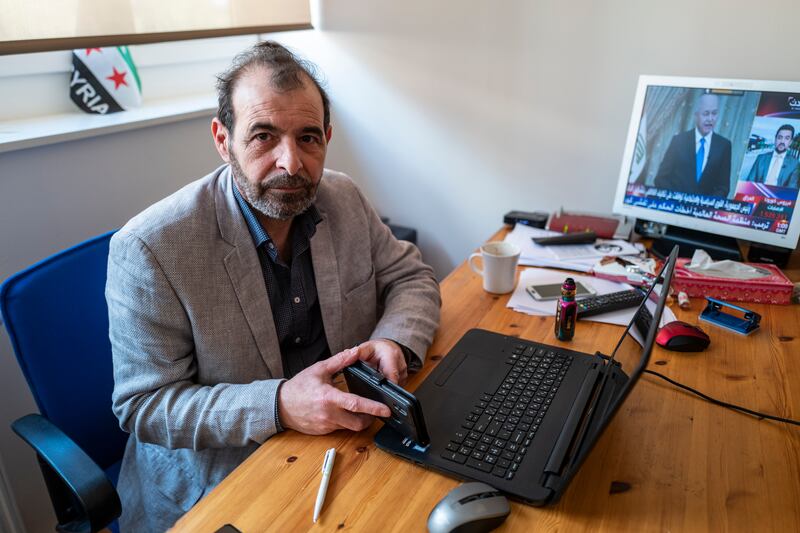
[69,46,142,114]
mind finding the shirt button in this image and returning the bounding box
[294,337,302,344]
[268,242,275,249]
[293,296,301,304]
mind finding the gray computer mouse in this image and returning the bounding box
[427,482,510,533]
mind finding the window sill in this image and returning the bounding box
[0,94,216,154]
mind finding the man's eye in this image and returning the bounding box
[255,133,271,141]
[300,135,319,144]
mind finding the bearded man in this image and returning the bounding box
[744,124,799,188]
[106,41,440,532]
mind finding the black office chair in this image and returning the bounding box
[380,216,418,244]
[1,231,126,533]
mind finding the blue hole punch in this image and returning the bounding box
[699,297,761,335]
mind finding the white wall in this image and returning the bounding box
[277,0,800,277]
[2,0,800,530]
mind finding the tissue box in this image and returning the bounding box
[671,259,794,305]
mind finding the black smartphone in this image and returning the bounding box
[343,361,430,446]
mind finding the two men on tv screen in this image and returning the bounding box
[653,92,799,197]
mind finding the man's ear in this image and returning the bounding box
[325,124,333,143]
[211,118,231,163]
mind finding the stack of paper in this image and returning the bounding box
[504,224,640,272]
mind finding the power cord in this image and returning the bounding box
[643,369,800,426]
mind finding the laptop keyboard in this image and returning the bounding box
[440,344,573,481]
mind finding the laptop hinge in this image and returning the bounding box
[543,362,602,476]
[542,471,561,492]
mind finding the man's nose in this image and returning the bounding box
[275,139,303,175]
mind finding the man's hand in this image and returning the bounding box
[278,348,391,435]
[354,339,408,386]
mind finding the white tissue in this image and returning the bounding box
[684,249,771,280]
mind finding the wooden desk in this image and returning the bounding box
[172,231,800,533]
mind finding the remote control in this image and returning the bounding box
[532,231,597,245]
[576,289,644,318]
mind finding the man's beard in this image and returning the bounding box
[776,143,788,153]
[229,152,318,220]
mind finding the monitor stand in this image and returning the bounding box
[650,225,742,261]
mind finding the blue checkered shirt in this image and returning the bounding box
[232,184,330,381]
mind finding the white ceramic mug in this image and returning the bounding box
[468,241,521,294]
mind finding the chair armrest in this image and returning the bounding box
[11,413,121,532]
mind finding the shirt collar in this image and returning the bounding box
[231,179,322,250]
[695,129,713,144]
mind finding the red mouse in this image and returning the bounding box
[655,321,710,352]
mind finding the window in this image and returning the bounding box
[0,0,311,54]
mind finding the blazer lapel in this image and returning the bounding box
[216,168,284,378]
[310,211,344,355]
[756,155,769,183]
[681,130,698,190]
[779,156,793,185]
[701,133,720,183]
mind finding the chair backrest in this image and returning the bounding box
[1,231,128,470]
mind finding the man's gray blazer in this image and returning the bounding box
[106,165,441,532]
[744,151,800,188]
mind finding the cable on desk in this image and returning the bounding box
[643,369,800,427]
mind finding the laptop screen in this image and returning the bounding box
[610,244,679,380]
[563,245,679,477]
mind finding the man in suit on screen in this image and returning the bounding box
[654,92,733,198]
[743,124,799,189]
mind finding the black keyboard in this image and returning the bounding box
[634,304,654,336]
[440,344,573,481]
[575,289,644,318]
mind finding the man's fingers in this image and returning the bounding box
[382,367,402,384]
[331,390,391,418]
[352,341,382,366]
[323,347,360,375]
[333,411,375,432]
[377,358,405,385]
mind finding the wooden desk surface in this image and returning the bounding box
[172,231,800,533]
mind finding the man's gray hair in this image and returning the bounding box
[215,41,330,134]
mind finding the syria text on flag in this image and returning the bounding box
[69,46,142,114]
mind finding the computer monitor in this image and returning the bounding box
[612,75,800,257]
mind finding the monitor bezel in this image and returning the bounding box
[612,74,800,250]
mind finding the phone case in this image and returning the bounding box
[343,361,430,446]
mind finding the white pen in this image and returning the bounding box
[313,448,336,523]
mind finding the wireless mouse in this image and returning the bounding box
[427,482,510,533]
[656,320,711,352]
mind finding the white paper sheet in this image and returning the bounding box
[547,239,640,261]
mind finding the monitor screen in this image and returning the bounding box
[613,75,800,250]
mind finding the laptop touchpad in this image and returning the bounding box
[435,352,505,392]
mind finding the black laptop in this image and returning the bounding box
[374,246,678,505]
